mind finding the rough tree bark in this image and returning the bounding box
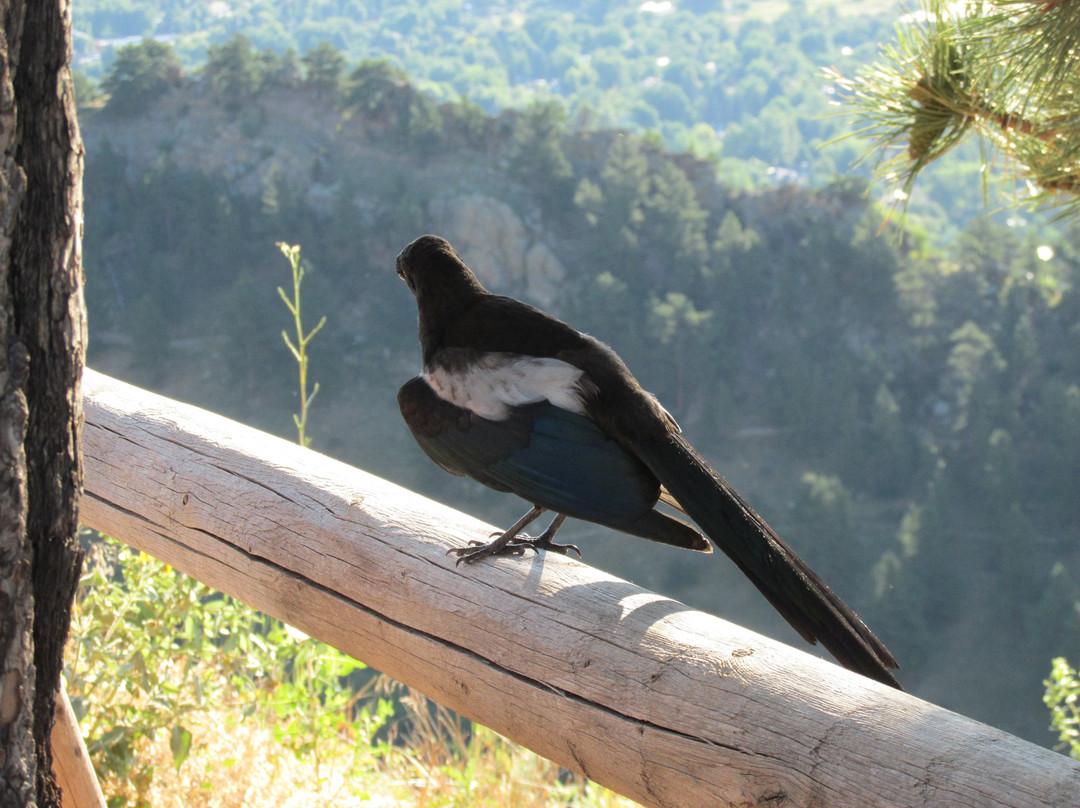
[0,0,86,806]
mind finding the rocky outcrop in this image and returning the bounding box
[429,193,566,306]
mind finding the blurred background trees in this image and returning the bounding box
[70,3,1080,751]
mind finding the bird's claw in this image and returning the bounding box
[446,534,581,566]
[446,539,527,565]
[521,534,582,559]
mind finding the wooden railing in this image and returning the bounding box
[77,369,1080,808]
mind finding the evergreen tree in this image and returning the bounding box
[589,135,650,254]
[101,39,183,116]
[301,42,346,97]
[205,35,265,111]
[791,473,864,593]
[341,57,442,148]
[507,100,573,203]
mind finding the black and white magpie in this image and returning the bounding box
[396,234,900,688]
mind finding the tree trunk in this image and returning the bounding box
[0,0,86,805]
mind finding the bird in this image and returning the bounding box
[395,234,900,688]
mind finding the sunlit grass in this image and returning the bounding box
[67,535,641,807]
[97,682,642,808]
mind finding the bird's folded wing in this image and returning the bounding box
[399,375,680,529]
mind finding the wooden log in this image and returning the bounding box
[77,368,1080,808]
[51,684,106,808]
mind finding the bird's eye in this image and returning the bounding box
[396,264,416,292]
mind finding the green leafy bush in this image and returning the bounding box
[1045,657,1080,760]
[65,531,393,806]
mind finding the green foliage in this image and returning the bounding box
[205,35,266,111]
[945,321,1005,431]
[794,473,855,538]
[66,533,392,806]
[341,58,443,147]
[828,0,1080,217]
[439,94,490,146]
[74,71,104,107]
[791,473,861,587]
[264,630,387,781]
[79,0,158,38]
[127,294,170,388]
[101,39,182,117]
[639,158,709,275]
[78,42,1080,743]
[508,100,574,201]
[646,292,714,410]
[709,210,760,279]
[342,59,412,115]
[864,383,916,495]
[648,292,712,346]
[579,135,650,257]
[76,0,1055,227]
[302,41,347,96]
[78,5,864,169]
[573,132,711,301]
[1045,658,1080,760]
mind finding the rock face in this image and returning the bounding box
[79,84,572,307]
[430,193,566,306]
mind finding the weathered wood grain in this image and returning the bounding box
[79,368,1080,808]
[51,686,105,808]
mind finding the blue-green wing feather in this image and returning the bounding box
[398,376,706,549]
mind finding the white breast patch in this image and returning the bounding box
[423,353,591,421]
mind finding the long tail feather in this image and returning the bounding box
[635,431,901,688]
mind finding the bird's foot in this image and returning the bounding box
[447,511,578,565]
[447,537,528,565]
[514,533,582,559]
[448,532,581,566]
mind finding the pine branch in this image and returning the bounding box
[827,0,1080,218]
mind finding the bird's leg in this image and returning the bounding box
[448,505,546,565]
[513,513,580,558]
[448,508,580,565]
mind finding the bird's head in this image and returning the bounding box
[396,235,486,300]
[397,235,488,354]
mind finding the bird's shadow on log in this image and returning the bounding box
[516,551,701,645]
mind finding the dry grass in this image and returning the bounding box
[70,538,640,807]
[97,685,641,808]
[100,709,401,808]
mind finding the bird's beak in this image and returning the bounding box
[395,255,410,288]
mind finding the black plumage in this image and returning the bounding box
[396,234,900,688]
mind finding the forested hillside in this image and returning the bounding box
[76,31,1080,747]
[72,0,1021,234]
